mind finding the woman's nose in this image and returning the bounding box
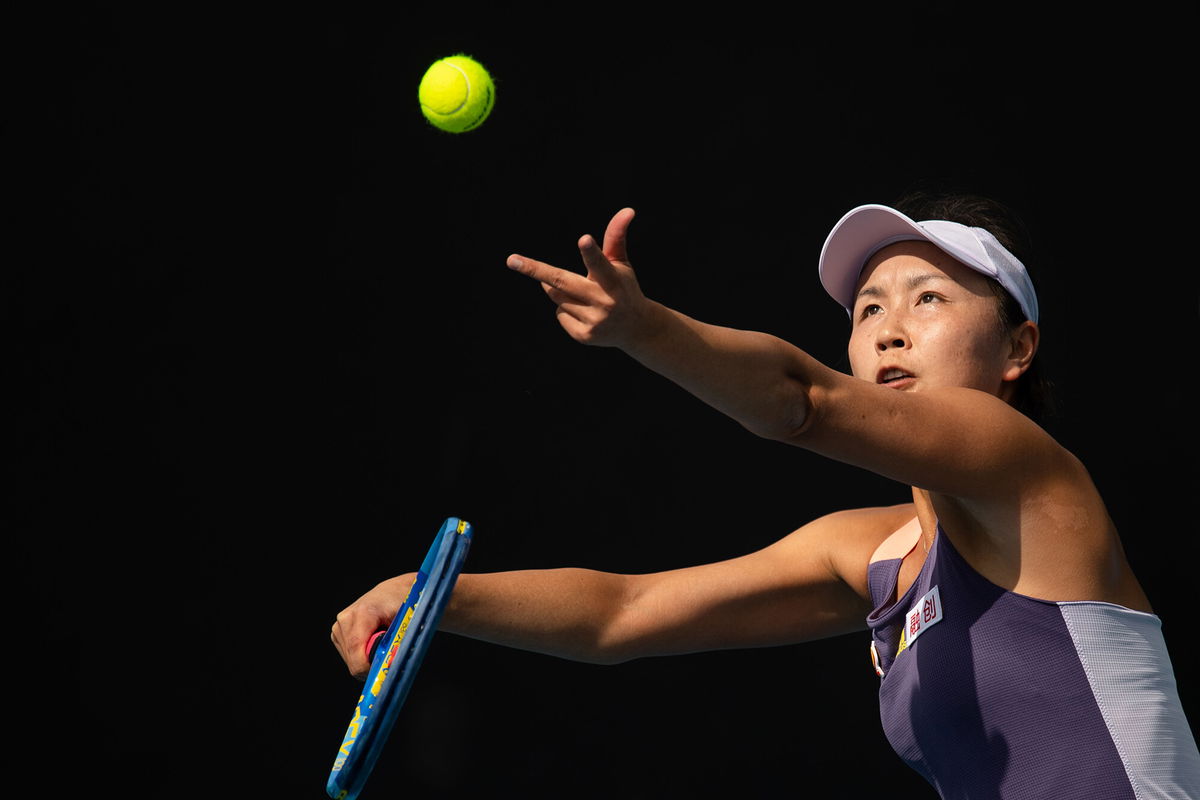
[876,326,909,352]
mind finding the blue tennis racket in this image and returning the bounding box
[327,517,473,800]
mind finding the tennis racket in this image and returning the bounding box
[326,517,473,800]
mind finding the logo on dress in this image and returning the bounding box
[898,585,942,654]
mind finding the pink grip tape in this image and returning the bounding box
[365,631,384,659]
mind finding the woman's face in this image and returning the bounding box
[846,241,1028,400]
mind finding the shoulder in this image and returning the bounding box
[797,504,917,602]
[807,503,917,534]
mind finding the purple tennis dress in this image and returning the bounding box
[866,524,1200,799]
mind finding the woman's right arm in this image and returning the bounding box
[330,505,907,679]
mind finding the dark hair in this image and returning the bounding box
[891,187,1057,424]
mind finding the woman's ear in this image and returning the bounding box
[1003,321,1039,383]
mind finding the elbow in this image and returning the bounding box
[575,577,651,666]
[581,619,642,666]
[554,632,638,666]
[758,344,821,444]
[748,379,815,445]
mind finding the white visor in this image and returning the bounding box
[818,204,1038,324]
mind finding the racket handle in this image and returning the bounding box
[366,630,386,660]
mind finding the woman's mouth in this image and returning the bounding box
[878,367,915,389]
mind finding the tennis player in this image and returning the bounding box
[331,191,1199,798]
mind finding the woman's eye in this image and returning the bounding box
[861,304,882,317]
[918,293,940,305]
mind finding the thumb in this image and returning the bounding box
[602,207,636,265]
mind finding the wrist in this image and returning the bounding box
[620,299,676,357]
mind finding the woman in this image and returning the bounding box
[332,193,1199,797]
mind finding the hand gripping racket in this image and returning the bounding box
[327,517,474,800]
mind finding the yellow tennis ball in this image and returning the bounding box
[418,55,495,133]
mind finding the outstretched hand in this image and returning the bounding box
[507,208,652,349]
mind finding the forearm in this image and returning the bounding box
[507,218,826,441]
[623,300,820,441]
[441,568,633,665]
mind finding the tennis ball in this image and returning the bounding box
[418,55,495,133]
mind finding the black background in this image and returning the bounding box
[14,7,1195,798]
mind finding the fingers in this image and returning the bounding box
[580,208,635,291]
[577,235,621,291]
[509,207,636,295]
[550,299,602,344]
[507,254,593,300]
[330,575,416,681]
[331,616,372,681]
[508,209,639,346]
